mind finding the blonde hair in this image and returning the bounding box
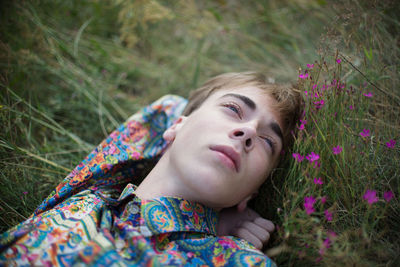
[182,72,303,150]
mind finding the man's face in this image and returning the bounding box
[165,86,284,209]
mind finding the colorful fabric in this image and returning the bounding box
[0,95,275,266]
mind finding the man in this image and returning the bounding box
[1,72,302,266]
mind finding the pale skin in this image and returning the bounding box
[135,86,283,250]
[217,206,275,250]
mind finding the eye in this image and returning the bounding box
[222,102,243,119]
[261,136,276,154]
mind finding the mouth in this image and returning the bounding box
[210,145,241,172]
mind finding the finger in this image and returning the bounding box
[253,217,275,233]
[243,208,261,221]
[241,221,270,244]
[233,227,263,250]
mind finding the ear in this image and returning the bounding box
[237,191,258,212]
[162,116,187,143]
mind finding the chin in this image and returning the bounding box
[201,198,236,210]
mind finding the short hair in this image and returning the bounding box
[182,72,303,151]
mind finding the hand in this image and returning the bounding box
[217,206,275,250]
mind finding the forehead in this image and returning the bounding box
[207,86,271,102]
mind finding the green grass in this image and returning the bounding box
[1,0,399,266]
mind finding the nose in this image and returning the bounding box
[230,126,256,152]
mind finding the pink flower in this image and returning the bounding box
[23,191,28,195]
[359,129,370,138]
[349,105,354,110]
[363,190,379,205]
[386,139,396,148]
[323,238,331,249]
[363,92,373,98]
[320,196,327,204]
[292,153,304,162]
[313,177,324,185]
[332,145,343,155]
[304,196,316,215]
[313,99,325,109]
[298,119,307,130]
[319,237,331,256]
[299,73,309,79]
[383,191,394,202]
[307,63,314,68]
[324,210,333,221]
[312,161,321,169]
[306,152,320,162]
[336,58,341,64]
[300,119,307,124]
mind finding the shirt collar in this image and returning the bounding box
[105,183,218,236]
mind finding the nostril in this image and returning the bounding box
[245,139,252,147]
[234,131,244,137]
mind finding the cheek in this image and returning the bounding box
[248,149,271,181]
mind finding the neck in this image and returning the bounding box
[135,150,224,211]
[135,151,193,201]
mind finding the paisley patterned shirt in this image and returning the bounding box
[0,95,276,266]
[1,183,275,266]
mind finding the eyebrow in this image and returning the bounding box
[220,93,256,110]
[220,93,284,146]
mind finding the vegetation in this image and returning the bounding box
[1,0,399,265]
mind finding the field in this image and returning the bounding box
[1,0,399,265]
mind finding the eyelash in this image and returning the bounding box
[262,136,276,153]
[222,102,243,119]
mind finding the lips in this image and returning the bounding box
[210,145,241,172]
